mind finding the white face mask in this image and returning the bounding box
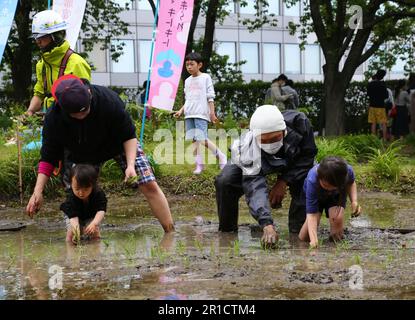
[260,140,283,154]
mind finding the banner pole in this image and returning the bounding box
[139,0,160,147]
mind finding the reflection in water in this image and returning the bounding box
[0,192,414,299]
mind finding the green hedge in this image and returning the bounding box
[214,79,402,134]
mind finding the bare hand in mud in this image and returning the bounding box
[261,225,278,249]
[269,180,287,208]
[351,202,361,218]
[26,192,43,218]
[84,223,99,236]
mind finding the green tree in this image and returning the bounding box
[1,0,129,105]
[287,0,415,135]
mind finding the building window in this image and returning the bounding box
[216,41,236,65]
[263,43,280,74]
[267,0,280,15]
[284,44,301,74]
[112,0,132,9]
[89,41,107,72]
[139,40,152,72]
[224,1,235,13]
[284,0,300,16]
[240,42,259,73]
[138,0,152,11]
[304,44,321,74]
[111,40,135,73]
[239,0,257,15]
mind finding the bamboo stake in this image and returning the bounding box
[16,120,23,205]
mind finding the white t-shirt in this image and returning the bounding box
[184,73,215,121]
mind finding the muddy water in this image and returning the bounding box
[0,192,414,300]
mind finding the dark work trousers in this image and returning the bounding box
[215,163,306,234]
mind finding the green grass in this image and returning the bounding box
[1,132,415,199]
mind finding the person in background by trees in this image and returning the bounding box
[265,74,293,111]
[407,73,415,134]
[391,80,410,139]
[27,10,91,116]
[385,86,395,140]
[367,69,389,140]
[281,79,299,110]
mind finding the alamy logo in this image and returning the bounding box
[347,5,363,30]
[48,265,63,290]
[349,265,364,290]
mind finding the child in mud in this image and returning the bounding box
[60,164,107,244]
[174,52,227,174]
[299,156,361,248]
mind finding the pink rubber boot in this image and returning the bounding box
[216,150,227,170]
[193,154,204,175]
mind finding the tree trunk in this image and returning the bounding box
[323,65,347,136]
[9,1,33,104]
[181,0,202,81]
[202,0,220,71]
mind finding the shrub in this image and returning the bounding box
[315,138,357,164]
[368,141,403,181]
[338,134,383,162]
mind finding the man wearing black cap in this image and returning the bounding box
[367,69,389,140]
[26,75,175,233]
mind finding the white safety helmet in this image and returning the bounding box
[32,10,68,40]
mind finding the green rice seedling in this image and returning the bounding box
[337,239,351,251]
[209,242,215,257]
[193,239,204,255]
[232,239,240,257]
[102,238,110,249]
[175,240,186,256]
[182,255,190,269]
[150,245,169,264]
[354,254,361,265]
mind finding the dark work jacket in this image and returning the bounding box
[40,84,136,166]
[241,110,318,227]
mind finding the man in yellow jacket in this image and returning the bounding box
[27,10,91,115]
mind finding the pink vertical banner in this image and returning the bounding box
[148,0,194,111]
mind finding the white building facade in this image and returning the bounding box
[82,0,408,88]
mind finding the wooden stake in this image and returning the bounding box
[16,121,23,205]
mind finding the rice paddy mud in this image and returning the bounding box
[0,192,414,300]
